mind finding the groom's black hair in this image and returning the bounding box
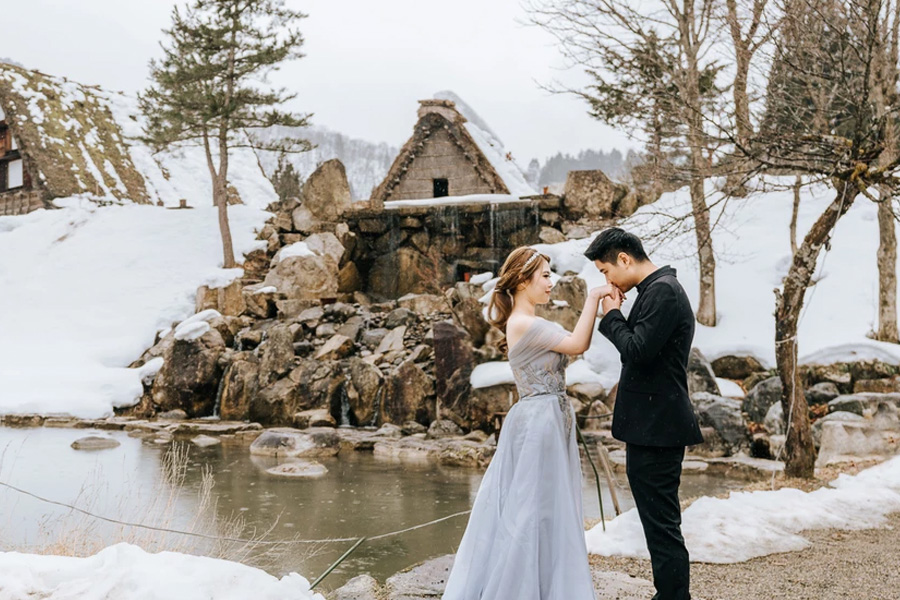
[583,227,649,264]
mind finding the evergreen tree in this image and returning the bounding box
[140,0,311,268]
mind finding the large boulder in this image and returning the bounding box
[688,348,720,396]
[334,574,381,600]
[151,338,224,418]
[816,419,895,466]
[315,334,355,360]
[382,359,435,424]
[304,232,346,267]
[263,253,339,300]
[763,401,785,436]
[742,376,783,423]
[811,411,865,448]
[805,381,841,406]
[369,248,435,298]
[257,324,294,386]
[250,359,342,425]
[427,419,464,439]
[384,554,454,600]
[249,427,341,458]
[293,159,352,224]
[449,296,490,346]
[218,359,260,421]
[536,275,586,332]
[347,358,384,425]
[397,293,449,315]
[827,392,900,417]
[692,393,750,456]
[433,321,475,424]
[562,169,631,219]
[466,384,515,432]
[711,355,766,380]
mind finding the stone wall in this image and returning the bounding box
[386,129,496,201]
[346,195,562,298]
[0,189,45,216]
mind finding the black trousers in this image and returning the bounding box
[625,444,690,600]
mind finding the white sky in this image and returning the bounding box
[5,0,635,163]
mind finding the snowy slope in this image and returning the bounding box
[0,198,269,418]
[586,453,900,562]
[0,63,277,209]
[0,543,323,600]
[473,179,900,390]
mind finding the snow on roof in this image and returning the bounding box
[0,63,276,209]
[434,90,536,197]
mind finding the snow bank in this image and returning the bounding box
[0,543,324,600]
[0,199,268,418]
[586,454,900,563]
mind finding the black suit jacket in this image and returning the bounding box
[598,266,704,447]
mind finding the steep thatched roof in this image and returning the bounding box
[370,100,512,203]
[0,63,150,202]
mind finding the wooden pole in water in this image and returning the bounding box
[576,423,607,531]
[310,536,367,589]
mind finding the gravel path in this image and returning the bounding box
[589,512,900,600]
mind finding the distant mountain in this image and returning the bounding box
[253,125,398,200]
[535,149,632,189]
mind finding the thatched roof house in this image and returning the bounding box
[0,63,152,215]
[371,93,534,204]
[0,63,278,216]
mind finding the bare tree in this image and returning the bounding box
[758,0,900,477]
[873,0,900,342]
[530,0,723,326]
[724,0,779,146]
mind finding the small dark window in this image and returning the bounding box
[433,178,449,198]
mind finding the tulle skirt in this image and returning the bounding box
[441,393,597,600]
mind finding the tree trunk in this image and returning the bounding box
[775,180,859,478]
[690,166,717,326]
[680,2,717,327]
[790,175,801,255]
[876,185,899,342]
[215,176,236,269]
[202,130,236,269]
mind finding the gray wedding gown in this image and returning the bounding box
[441,317,597,600]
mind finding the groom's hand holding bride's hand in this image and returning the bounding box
[601,286,624,314]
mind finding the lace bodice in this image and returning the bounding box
[508,318,570,398]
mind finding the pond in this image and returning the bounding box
[0,426,745,592]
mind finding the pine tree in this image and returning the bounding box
[140,0,311,268]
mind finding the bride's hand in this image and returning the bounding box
[589,285,613,300]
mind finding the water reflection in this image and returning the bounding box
[0,427,744,592]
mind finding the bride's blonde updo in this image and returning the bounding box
[487,246,551,354]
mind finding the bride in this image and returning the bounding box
[441,246,618,600]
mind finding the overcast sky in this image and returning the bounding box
[6,0,634,162]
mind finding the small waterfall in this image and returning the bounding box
[369,386,384,427]
[210,365,229,420]
[339,375,352,427]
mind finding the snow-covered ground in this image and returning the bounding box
[0,543,324,600]
[586,453,900,562]
[0,198,269,418]
[473,179,900,391]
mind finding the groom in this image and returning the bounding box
[584,228,703,600]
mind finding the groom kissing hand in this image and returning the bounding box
[584,228,703,600]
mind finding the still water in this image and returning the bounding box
[0,427,743,591]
